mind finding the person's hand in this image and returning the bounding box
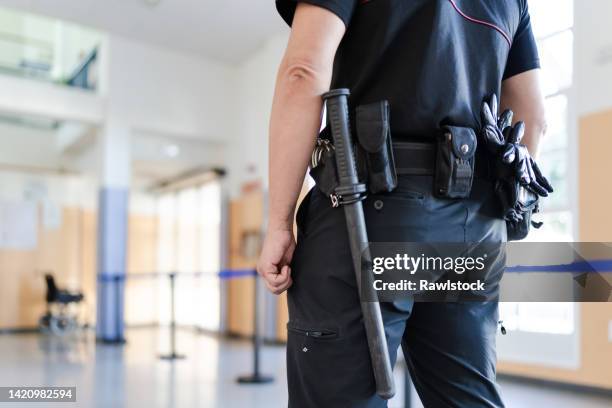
[481,94,553,198]
[481,93,514,155]
[257,228,296,295]
[504,125,554,197]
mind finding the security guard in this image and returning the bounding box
[257,1,550,406]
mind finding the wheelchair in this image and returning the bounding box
[39,274,85,336]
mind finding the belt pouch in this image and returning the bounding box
[355,101,397,194]
[506,186,542,241]
[434,126,477,198]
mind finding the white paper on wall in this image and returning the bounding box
[42,200,62,230]
[0,201,38,250]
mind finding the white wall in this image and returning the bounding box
[0,74,105,123]
[564,0,612,236]
[103,34,237,142]
[227,34,288,197]
[574,0,612,116]
[0,170,96,210]
[0,121,60,168]
[91,34,241,195]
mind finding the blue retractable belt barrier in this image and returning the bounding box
[218,269,257,279]
[506,259,612,273]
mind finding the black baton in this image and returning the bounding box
[322,89,396,400]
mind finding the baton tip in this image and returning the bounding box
[377,389,396,400]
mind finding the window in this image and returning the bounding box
[155,180,222,331]
[197,182,222,331]
[497,1,579,368]
[527,0,575,242]
[500,302,575,335]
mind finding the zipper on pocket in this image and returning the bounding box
[288,325,338,339]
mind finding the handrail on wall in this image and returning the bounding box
[66,48,98,90]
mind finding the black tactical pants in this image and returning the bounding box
[287,175,506,408]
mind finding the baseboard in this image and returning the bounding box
[498,373,612,396]
[0,327,39,334]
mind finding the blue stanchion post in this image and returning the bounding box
[160,272,186,360]
[236,270,273,384]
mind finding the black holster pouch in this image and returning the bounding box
[310,100,397,199]
[504,185,543,241]
[434,126,477,198]
[355,101,397,194]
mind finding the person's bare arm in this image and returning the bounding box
[500,69,547,157]
[257,4,345,295]
[268,4,345,231]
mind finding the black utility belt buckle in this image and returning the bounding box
[434,126,477,199]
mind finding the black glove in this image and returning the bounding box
[480,95,553,236]
[481,94,554,198]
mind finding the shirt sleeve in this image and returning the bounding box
[503,0,541,80]
[276,0,359,28]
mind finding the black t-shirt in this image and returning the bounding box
[276,0,540,140]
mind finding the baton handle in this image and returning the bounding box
[322,89,396,400]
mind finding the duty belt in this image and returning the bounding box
[392,142,490,179]
[393,142,436,175]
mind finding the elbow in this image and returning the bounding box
[279,57,329,94]
[285,60,319,82]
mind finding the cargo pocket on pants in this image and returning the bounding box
[286,321,377,405]
[287,321,339,355]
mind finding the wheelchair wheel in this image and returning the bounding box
[39,314,52,334]
[49,315,77,336]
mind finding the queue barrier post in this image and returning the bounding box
[159,272,186,360]
[233,269,274,384]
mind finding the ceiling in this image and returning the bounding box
[130,131,227,185]
[0,0,289,64]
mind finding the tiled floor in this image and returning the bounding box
[0,328,609,407]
